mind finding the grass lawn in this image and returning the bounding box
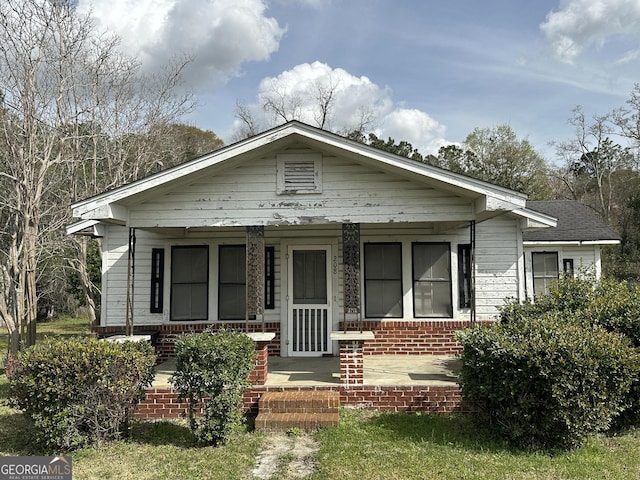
[2,316,640,479]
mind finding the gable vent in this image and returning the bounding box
[284,160,315,191]
[277,153,322,194]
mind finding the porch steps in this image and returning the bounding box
[255,391,340,432]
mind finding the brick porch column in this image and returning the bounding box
[250,341,269,385]
[339,340,365,385]
[331,331,375,386]
[246,333,276,386]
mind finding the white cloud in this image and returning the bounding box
[377,109,448,156]
[77,0,285,92]
[234,62,448,155]
[270,0,326,7]
[540,0,640,63]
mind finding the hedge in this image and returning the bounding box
[7,337,156,452]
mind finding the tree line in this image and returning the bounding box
[2,0,640,357]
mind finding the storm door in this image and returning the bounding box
[287,246,332,356]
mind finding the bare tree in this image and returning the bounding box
[0,0,196,354]
[553,107,635,223]
[234,74,377,141]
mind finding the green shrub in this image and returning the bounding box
[7,337,156,451]
[171,329,255,446]
[501,276,640,426]
[457,317,640,450]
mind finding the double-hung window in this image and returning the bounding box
[532,252,559,296]
[218,245,276,320]
[412,243,452,317]
[364,243,403,318]
[170,246,209,321]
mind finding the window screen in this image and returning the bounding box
[170,246,208,321]
[219,245,276,320]
[413,243,452,317]
[532,252,559,296]
[364,243,403,318]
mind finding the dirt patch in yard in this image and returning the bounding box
[252,433,320,479]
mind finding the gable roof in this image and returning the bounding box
[71,121,528,224]
[523,200,621,244]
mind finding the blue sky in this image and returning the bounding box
[78,0,640,161]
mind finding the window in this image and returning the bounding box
[219,245,276,320]
[364,243,402,318]
[532,252,559,296]
[563,258,574,276]
[219,245,246,320]
[276,153,322,194]
[150,248,164,313]
[412,243,452,317]
[458,244,472,309]
[170,246,208,321]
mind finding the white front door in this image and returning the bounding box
[287,245,332,357]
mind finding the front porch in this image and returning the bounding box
[152,354,461,388]
[138,354,467,422]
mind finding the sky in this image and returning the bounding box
[76,0,640,161]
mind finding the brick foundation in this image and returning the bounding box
[134,385,470,420]
[340,319,492,355]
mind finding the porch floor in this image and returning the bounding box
[152,354,461,388]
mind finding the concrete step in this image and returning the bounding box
[255,391,340,432]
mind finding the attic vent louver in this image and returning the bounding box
[277,153,322,194]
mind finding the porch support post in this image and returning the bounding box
[342,223,361,332]
[246,226,265,332]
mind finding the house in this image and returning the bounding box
[68,121,619,368]
[523,200,620,296]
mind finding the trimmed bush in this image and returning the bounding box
[7,337,156,451]
[457,316,640,450]
[171,329,255,446]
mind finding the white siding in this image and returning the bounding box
[475,217,521,319]
[128,149,474,228]
[102,220,525,326]
[523,244,601,299]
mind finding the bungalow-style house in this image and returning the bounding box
[68,121,620,417]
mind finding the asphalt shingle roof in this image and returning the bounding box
[523,200,621,243]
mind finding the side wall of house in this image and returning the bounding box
[523,243,601,299]
[475,216,522,319]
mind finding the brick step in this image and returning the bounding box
[255,391,340,432]
[258,391,340,414]
[255,412,340,432]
